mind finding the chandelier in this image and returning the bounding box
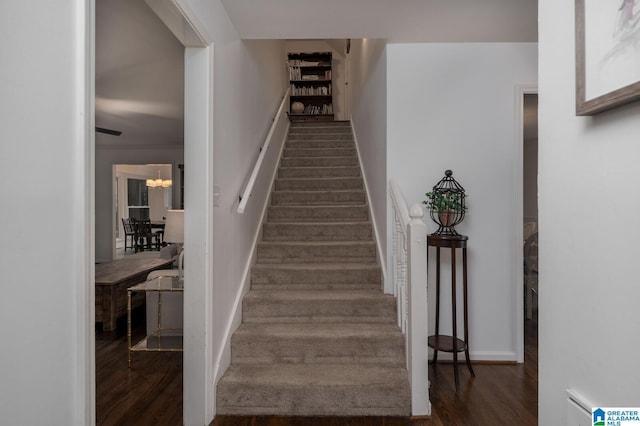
[146,171,172,188]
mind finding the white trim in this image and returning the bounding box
[566,388,594,414]
[407,206,431,416]
[183,44,215,425]
[428,350,518,363]
[514,84,538,364]
[145,0,212,47]
[351,119,388,292]
[77,0,95,424]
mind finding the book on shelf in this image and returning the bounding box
[290,84,332,96]
[288,66,301,81]
[287,60,322,67]
[300,104,333,115]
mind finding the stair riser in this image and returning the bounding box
[278,167,360,178]
[284,148,356,158]
[216,383,409,416]
[251,266,381,286]
[231,336,405,365]
[249,284,381,291]
[268,206,368,222]
[281,157,358,167]
[289,127,352,134]
[257,242,376,264]
[262,223,372,241]
[291,121,350,128]
[286,140,354,149]
[288,134,353,141]
[275,178,362,191]
[242,298,396,321]
[271,191,366,206]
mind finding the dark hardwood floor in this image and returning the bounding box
[96,310,537,426]
[96,307,183,426]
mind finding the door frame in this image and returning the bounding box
[514,84,538,363]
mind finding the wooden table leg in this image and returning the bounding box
[103,287,117,332]
[433,247,441,364]
[463,247,475,376]
[451,246,460,392]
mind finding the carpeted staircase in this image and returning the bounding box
[216,121,411,416]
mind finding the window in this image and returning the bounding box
[127,178,150,220]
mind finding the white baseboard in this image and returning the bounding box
[566,389,593,426]
[428,349,518,363]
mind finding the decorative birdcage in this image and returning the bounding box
[423,170,467,236]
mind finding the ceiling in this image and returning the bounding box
[95,0,537,148]
[220,0,538,42]
[95,0,184,148]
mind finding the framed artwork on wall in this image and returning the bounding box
[576,0,640,115]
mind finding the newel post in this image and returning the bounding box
[407,203,431,415]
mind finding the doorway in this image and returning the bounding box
[93,1,214,424]
[113,164,174,259]
[522,93,538,362]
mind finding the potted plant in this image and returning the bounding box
[423,170,467,236]
[423,191,467,226]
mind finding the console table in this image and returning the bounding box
[427,234,475,392]
[95,258,175,332]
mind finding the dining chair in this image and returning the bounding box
[133,219,160,252]
[122,218,137,252]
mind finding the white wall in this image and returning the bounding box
[349,39,389,290]
[96,146,182,261]
[285,40,348,120]
[539,0,640,421]
[387,43,538,361]
[210,35,287,396]
[0,0,92,424]
[181,2,288,422]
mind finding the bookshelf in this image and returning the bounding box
[287,51,334,122]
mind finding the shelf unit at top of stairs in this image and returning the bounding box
[287,51,334,122]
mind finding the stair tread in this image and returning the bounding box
[259,241,375,246]
[244,288,390,300]
[264,220,371,225]
[268,204,368,208]
[235,322,403,337]
[252,262,380,269]
[272,190,365,194]
[282,156,357,159]
[219,363,408,387]
[276,176,361,181]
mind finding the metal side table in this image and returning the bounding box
[127,275,183,367]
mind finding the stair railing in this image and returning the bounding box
[389,180,431,416]
[237,88,290,214]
